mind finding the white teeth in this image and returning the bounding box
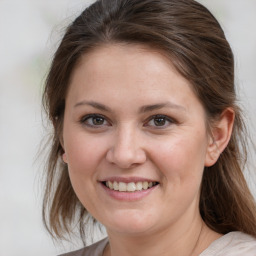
[143,181,149,190]
[113,181,119,191]
[127,182,136,192]
[105,181,157,192]
[108,181,113,190]
[136,182,143,191]
[119,182,127,192]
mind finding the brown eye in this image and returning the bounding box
[81,114,110,127]
[92,116,105,125]
[154,117,166,126]
[145,114,175,129]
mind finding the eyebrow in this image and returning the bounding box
[139,102,186,113]
[74,100,112,112]
[74,100,186,113]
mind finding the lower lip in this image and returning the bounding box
[100,183,158,201]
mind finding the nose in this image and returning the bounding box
[106,126,147,169]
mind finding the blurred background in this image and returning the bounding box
[0,0,255,255]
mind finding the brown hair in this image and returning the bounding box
[42,0,256,242]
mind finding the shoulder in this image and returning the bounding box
[58,237,108,256]
[200,232,256,256]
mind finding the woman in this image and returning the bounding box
[42,0,256,255]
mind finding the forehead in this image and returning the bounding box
[69,44,185,89]
[66,43,203,115]
[72,43,176,82]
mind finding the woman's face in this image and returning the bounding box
[62,44,213,236]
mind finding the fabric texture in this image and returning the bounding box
[58,238,108,256]
[58,232,256,256]
[200,232,256,256]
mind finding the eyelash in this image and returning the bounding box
[80,114,176,129]
[80,114,110,128]
[144,114,176,129]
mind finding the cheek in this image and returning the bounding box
[64,132,107,178]
[151,134,207,182]
[63,133,107,208]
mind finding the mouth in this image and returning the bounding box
[102,181,159,192]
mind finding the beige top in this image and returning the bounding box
[59,232,256,256]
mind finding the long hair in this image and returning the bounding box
[42,0,256,242]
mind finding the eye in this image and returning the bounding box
[145,115,175,128]
[80,114,110,127]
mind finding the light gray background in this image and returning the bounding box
[0,1,255,255]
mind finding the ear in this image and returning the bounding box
[205,108,235,167]
[60,136,68,163]
[62,152,68,163]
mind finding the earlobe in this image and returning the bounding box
[62,152,68,163]
[205,108,235,167]
[59,136,68,163]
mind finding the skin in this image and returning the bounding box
[62,44,234,256]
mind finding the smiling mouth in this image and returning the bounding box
[102,181,159,192]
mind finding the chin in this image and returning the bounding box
[104,209,156,235]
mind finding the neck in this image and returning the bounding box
[104,213,221,256]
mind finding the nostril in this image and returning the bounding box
[106,152,146,169]
[105,139,147,168]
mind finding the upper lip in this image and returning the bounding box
[99,176,159,183]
